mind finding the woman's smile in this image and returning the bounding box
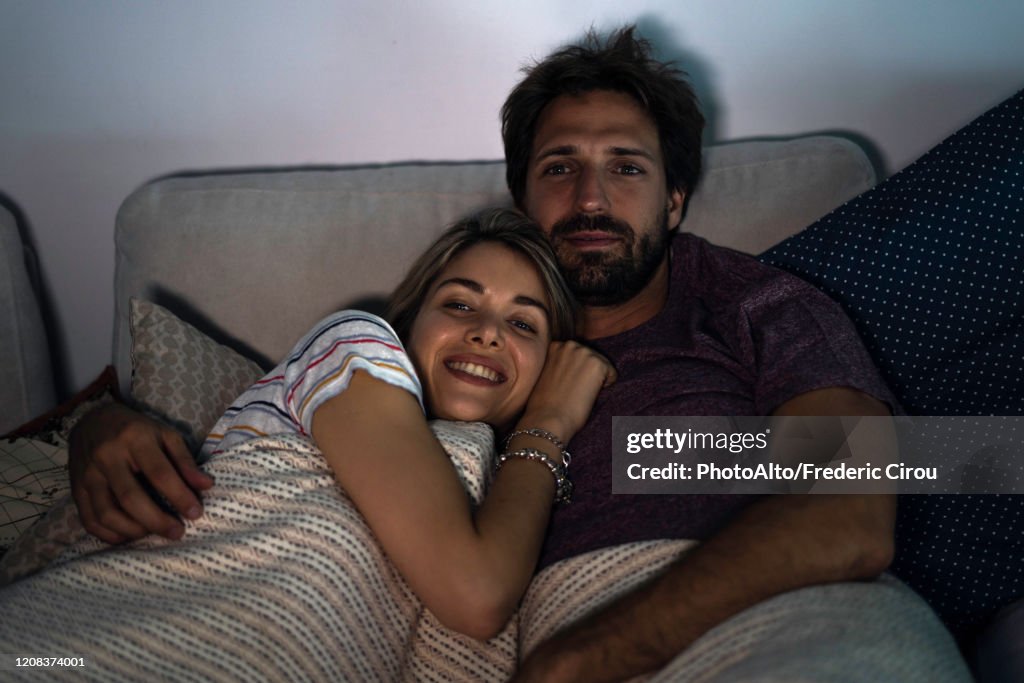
[444,356,508,384]
[408,241,552,429]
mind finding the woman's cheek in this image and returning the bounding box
[526,341,548,386]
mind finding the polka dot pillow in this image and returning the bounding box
[760,89,1023,639]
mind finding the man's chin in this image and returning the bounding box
[565,273,629,306]
[564,256,664,306]
[557,245,627,270]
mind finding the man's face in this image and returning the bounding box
[522,90,685,306]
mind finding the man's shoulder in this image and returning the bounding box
[671,232,814,302]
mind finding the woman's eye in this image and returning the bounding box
[510,319,537,333]
[444,301,472,312]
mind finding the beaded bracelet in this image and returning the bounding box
[495,447,573,504]
[503,428,572,467]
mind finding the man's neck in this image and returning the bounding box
[580,257,671,340]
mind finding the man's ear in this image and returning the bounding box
[667,188,686,229]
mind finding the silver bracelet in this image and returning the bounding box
[503,428,572,467]
[495,447,573,504]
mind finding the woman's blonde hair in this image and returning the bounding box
[387,208,578,343]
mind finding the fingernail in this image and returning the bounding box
[185,505,202,520]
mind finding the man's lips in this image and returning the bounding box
[560,231,624,250]
[443,355,507,385]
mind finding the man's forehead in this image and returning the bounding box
[530,91,661,158]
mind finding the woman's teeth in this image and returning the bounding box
[446,361,503,383]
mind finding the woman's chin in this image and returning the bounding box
[431,405,490,425]
[426,393,525,432]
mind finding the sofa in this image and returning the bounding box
[0,203,55,435]
[3,136,873,557]
[2,113,1018,678]
[109,135,873,398]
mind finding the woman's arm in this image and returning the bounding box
[312,341,612,640]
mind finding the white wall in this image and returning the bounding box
[2,0,1023,395]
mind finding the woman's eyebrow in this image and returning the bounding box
[435,277,483,293]
[514,295,550,317]
[435,278,550,317]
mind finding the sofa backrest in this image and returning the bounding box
[0,204,55,431]
[113,135,875,394]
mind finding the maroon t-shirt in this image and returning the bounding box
[538,232,894,569]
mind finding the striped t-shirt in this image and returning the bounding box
[200,311,423,460]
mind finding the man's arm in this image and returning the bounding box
[68,403,213,543]
[512,387,896,683]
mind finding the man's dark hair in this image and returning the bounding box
[501,26,705,208]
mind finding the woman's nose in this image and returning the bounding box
[467,315,504,347]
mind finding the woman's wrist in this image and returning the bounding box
[495,447,573,504]
[512,413,575,449]
[498,420,575,504]
[505,431,568,467]
[503,428,571,467]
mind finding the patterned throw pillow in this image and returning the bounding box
[0,438,69,553]
[130,298,265,449]
[761,89,1024,639]
[1,366,119,557]
[0,495,82,585]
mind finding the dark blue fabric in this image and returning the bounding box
[760,89,1024,641]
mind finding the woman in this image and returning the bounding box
[200,207,614,640]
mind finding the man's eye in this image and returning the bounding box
[617,164,644,175]
[543,163,570,176]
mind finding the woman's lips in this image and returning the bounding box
[443,356,507,385]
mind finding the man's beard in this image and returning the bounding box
[549,211,670,306]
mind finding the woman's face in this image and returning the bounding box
[408,242,552,430]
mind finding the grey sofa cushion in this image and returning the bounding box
[0,204,55,433]
[113,135,874,395]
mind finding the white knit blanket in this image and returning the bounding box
[0,424,524,681]
[0,423,970,682]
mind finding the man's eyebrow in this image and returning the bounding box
[534,145,577,162]
[533,145,656,162]
[609,146,656,161]
[435,278,550,316]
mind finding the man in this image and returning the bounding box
[498,28,904,682]
[70,27,950,682]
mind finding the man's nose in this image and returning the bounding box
[575,166,609,214]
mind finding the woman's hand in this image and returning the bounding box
[518,341,616,445]
[312,351,611,640]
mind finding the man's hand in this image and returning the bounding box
[68,403,213,543]
[512,388,896,683]
[509,637,590,683]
